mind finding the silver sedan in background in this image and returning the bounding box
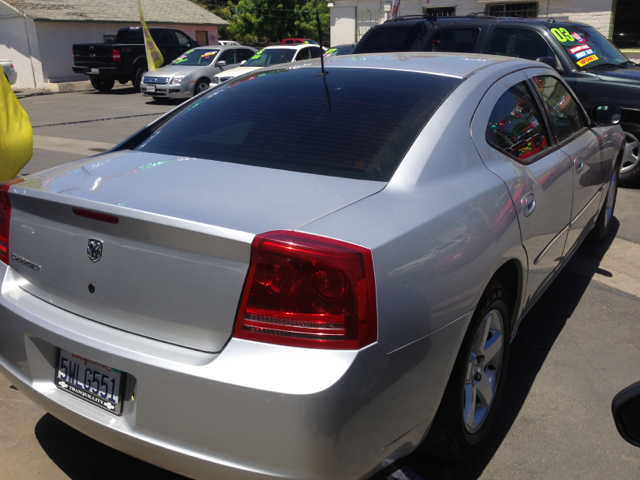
[0,53,625,479]
[141,45,257,100]
[1,59,17,85]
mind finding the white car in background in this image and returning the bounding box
[210,44,324,85]
[1,59,17,85]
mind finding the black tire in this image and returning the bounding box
[132,66,146,93]
[619,130,640,187]
[424,280,511,461]
[193,78,210,96]
[588,158,620,243]
[89,77,115,92]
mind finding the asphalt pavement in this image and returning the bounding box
[1,86,639,480]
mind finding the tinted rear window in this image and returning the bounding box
[355,23,431,53]
[137,67,462,181]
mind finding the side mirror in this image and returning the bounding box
[217,60,227,67]
[536,56,564,73]
[612,380,640,448]
[593,105,624,126]
[240,60,246,66]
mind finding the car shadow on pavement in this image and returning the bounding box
[371,219,621,480]
[33,221,620,480]
[35,413,189,479]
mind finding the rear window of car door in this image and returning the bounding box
[426,28,480,53]
[236,48,254,63]
[174,31,191,47]
[532,76,586,143]
[295,48,311,61]
[309,47,323,58]
[486,28,554,61]
[156,30,175,46]
[219,49,238,65]
[486,81,551,162]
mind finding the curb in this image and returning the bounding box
[44,80,94,93]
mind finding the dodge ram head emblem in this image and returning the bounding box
[87,239,103,263]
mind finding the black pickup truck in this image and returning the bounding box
[73,27,198,93]
[355,15,640,185]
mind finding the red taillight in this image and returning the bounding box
[72,49,75,61]
[234,231,377,350]
[0,179,25,265]
[112,49,121,61]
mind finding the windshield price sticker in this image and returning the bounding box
[574,48,594,60]
[571,31,586,43]
[250,50,264,60]
[551,27,586,43]
[577,54,599,67]
[324,48,337,57]
[570,45,591,54]
[201,51,218,57]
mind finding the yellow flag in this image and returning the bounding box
[138,0,164,71]
[0,73,32,182]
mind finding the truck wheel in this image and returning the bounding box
[90,77,115,92]
[619,131,640,187]
[424,280,511,461]
[132,66,146,93]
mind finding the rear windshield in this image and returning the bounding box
[116,29,144,44]
[173,49,219,66]
[137,67,462,181]
[355,23,430,53]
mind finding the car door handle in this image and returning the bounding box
[574,157,584,173]
[521,193,536,217]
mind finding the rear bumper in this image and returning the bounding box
[5,69,17,85]
[72,66,127,78]
[0,264,470,479]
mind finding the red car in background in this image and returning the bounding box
[282,38,319,45]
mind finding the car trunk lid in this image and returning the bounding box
[8,151,384,352]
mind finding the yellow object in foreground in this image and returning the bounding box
[138,0,164,70]
[0,72,32,182]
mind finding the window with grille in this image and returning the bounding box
[423,7,456,17]
[356,8,380,42]
[487,2,538,18]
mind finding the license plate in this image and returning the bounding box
[55,349,124,415]
[89,68,99,74]
[146,85,156,92]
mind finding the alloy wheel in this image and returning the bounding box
[621,132,640,175]
[463,309,504,433]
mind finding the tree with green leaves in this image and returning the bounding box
[194,0,329,44]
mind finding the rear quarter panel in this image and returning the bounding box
[301,65,529,353]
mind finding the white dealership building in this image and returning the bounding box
[0,0,227,89]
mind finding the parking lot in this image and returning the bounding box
[1,85,639,479]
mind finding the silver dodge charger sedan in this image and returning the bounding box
[0,53,624,479]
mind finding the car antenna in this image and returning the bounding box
[314,0,331,111]
[315,0,328,77]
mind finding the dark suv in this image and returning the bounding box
[355,14,640,185]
